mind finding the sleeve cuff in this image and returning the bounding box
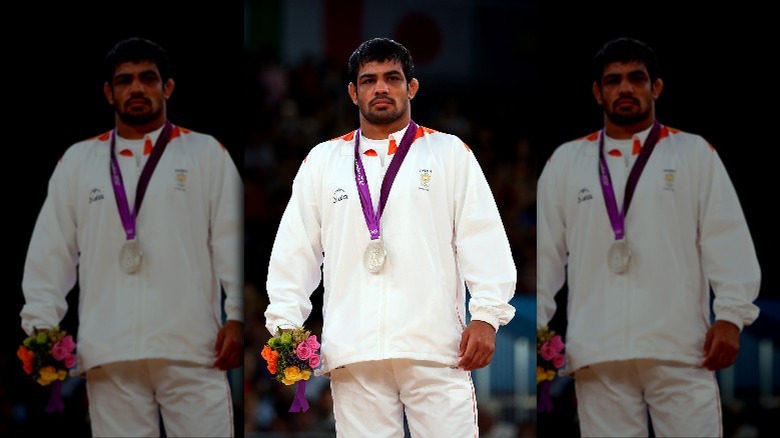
[715,312,744,332]
[265,320,299,336]
[471,314,500,333]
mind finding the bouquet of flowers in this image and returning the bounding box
[261,326,321,412]
[17,326,77,412]
[537,325,565,413]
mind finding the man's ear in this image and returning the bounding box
[163,78,175,100]
[104,82,114,105]
[408,78,419,100]
[348,82,358,105]
[592,81,603,105]
[651,78,663,100]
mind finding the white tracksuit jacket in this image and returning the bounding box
[537,124,760,372]
[265,123,517,374]
[21,124,242,373]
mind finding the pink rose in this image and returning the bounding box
[60,335,77,352]
[51,342,68,361]
[552,354,565,369]
[296,343,312,360]
[308,354,321,369]
[548,335,564,353]
[306,335,320,351]
[64,354,77,369]
[540,342,557,361]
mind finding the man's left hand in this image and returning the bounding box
[213,320,243,370]
[457,320,496,371]
[702,320,740,371]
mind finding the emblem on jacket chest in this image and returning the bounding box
[333,188,348,203]
[418,169,432,191]
[577,188,593,203]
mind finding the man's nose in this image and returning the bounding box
[130,78,144,93]
[617,79,633,94]
[374,79,389,94]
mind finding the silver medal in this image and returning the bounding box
[608,239,631,274]
[363,239,386,274]
[119,239,143,274]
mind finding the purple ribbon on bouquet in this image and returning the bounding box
[537,380,553,413]
[45,380,65,413]
[289,380,309,413]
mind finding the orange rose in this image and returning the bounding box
[262,345,281,375]
[261,345,272,361]
[17,346,35,375]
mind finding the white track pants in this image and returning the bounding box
[85,359,234,437]
[330,359,478,438]
[574,359,722,437]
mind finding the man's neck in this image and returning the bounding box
[604,116,655,140]
[115,117,166,140]
[359,114,410,140]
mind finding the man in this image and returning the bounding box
[20,38,242,437]
[265,38,516,437]
[537,37,761,437]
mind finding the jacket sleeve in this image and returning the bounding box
[264,155,324,335]
[20,154,79,335]
[536,150,568,329]
[697,144,760,330]
[209,142,244,322]
[452,142,516,331]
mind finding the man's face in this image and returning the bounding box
[104,60,173,126]
[593,60,662,126]
[348,60,418,126]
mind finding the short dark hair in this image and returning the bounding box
[347,38,414,85]
[592,37,660,83]
[104,37,171,85]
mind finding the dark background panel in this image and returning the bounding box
[4,3,244,436]
[535,3,777,437]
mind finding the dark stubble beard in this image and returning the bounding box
[603,91,654,127]
[116,103,162,126]
[360,98,408,126]
[606,107,651,126]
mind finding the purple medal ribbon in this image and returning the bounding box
[598,121,662,240]
[289,380,309,413]
[537,379,553,413]
[44,380,65,413]
[110,121,174,240]
[353,120,418,240]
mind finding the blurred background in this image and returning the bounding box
[243,1,537,437]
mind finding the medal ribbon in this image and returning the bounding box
[598,120,662,240]
[289,380,310,413]
[354,120,418,240]
[110,120,174,241]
